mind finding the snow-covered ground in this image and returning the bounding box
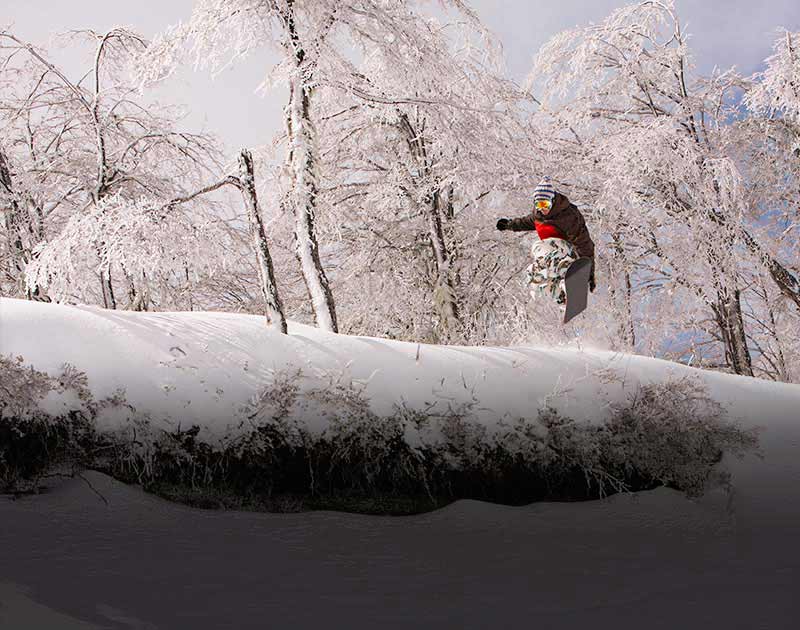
[2,297,797,433]
[1,297,799,628]
[1,470,797,630]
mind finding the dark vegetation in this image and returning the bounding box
[1,356,759,514]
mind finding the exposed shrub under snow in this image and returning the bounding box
[2,355,759,511]
[0,356,97,492]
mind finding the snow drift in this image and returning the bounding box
[3,297,797,431]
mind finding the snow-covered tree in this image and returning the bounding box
[746,30,800,127]
[162,148,288,332]
[522,0,800,376]
[311,11,533,342]
[734,29,800,380]
[0,28,225,308]
[138,0,491,333]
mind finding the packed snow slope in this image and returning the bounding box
[2,297,798,433]
[2,297,800,628]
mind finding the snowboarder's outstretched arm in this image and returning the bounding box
[496,215,536,231]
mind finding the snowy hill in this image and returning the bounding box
[2,297,800,499]
[2,297,798,433]
[2,298,800,628]
[2,295,799,507]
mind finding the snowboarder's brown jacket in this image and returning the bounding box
[506,192,595,261]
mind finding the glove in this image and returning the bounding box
[589,269,596,293]
[496,218,510,231]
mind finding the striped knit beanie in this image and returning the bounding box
[533,177,556,203]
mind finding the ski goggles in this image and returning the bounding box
[534,199,553,210]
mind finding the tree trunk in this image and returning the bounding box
[712,287,753,376]
[126,271,138,309]
[285,62,337,332]
[2,203,27,293]
[0,149,29,296]
[426,188,460,335]
[623,270,635,347]
[125,268,149,312]
[237,149,287,334]
[100,263,116,310]
[610,232,635,349]
[94,189,116,310]
[396,112,460,338]
[701,234,753,377]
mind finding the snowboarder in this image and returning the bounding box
[496,177,596,305]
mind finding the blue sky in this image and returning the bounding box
[5,1,800,152]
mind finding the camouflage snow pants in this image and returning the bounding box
[525,238,577,302]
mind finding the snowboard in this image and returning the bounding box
[563,257,592,324]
